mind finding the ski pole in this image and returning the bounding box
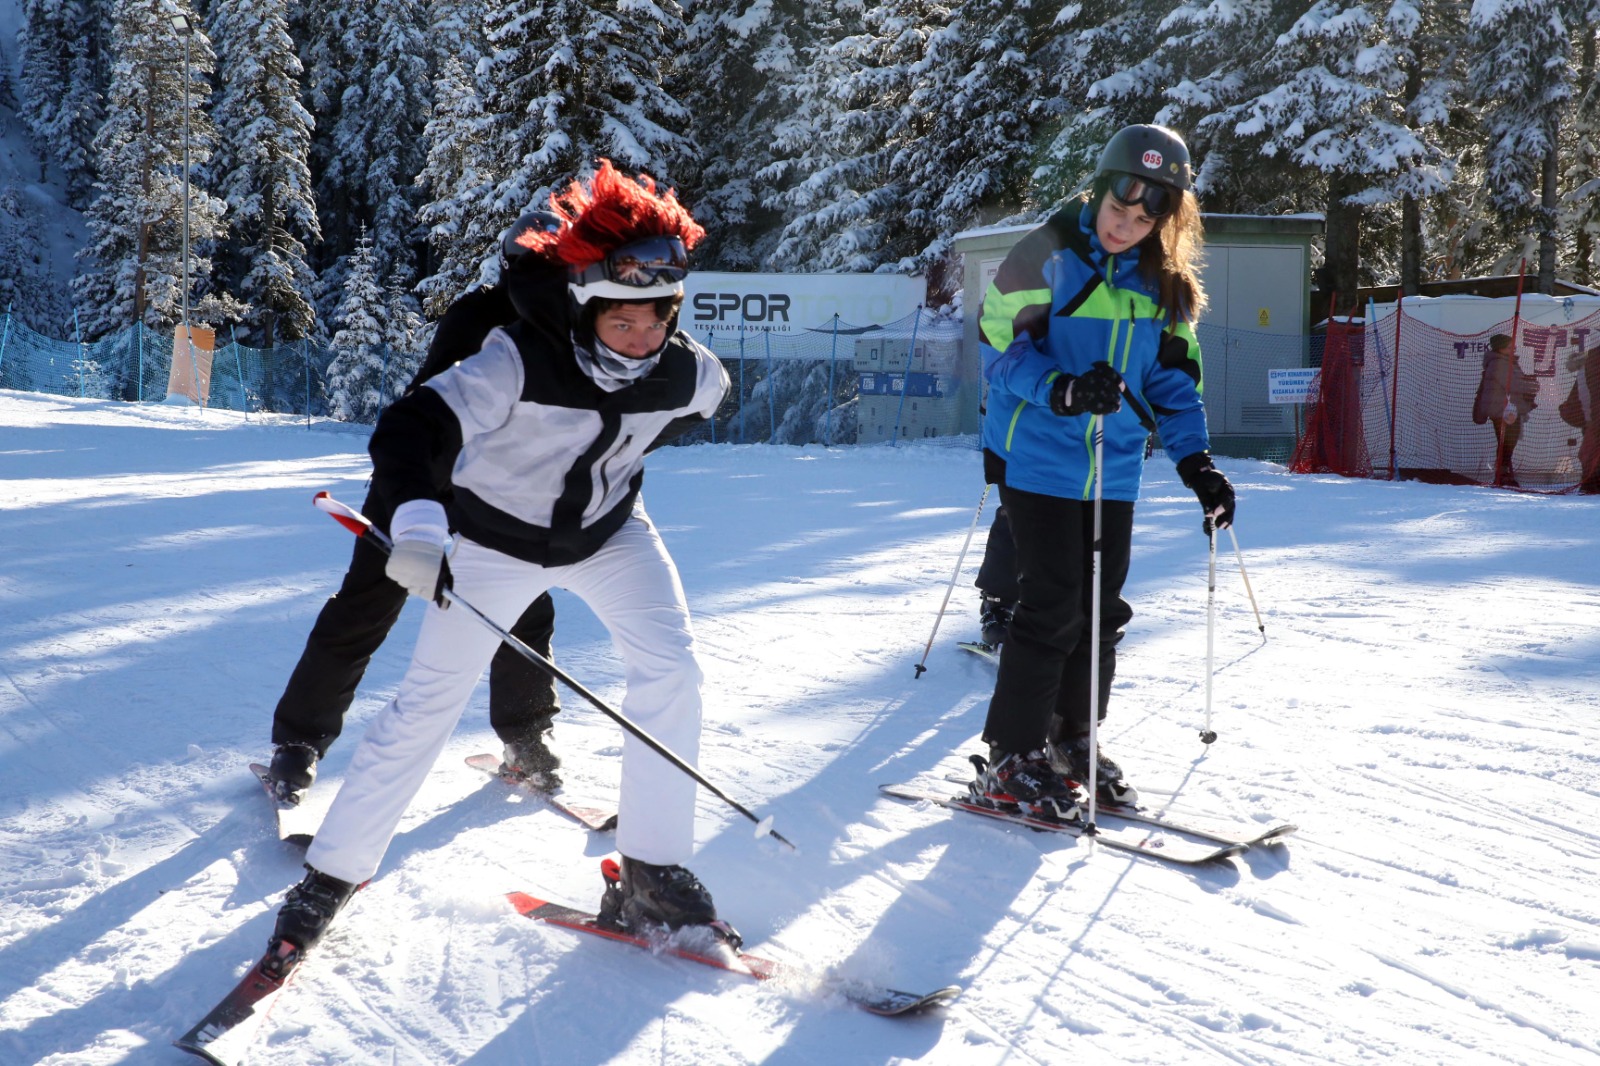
[1200,520,1218,745]
[913,483,992,678]
[1085,416,1105,840]
[1226,525,1265,641]
[312,491,797,851]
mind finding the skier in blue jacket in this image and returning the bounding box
[975,124,1236,808]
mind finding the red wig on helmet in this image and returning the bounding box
[512,160,704,268]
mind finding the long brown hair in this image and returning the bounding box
[1087,175,1207,328]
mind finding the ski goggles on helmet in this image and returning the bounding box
[569,235,689,303]
[1107,173,1177,218]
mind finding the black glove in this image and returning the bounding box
[1176,451,1236,533]
[1048,361,1124,416]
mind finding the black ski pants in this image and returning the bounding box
[982,484,1134,756]
[975,505,1019,606]
[271,484,560,756]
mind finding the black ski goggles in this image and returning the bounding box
[571,235,689,288]
[1107,173,1177,218]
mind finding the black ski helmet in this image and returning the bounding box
[500,209,564,268]
[1096,124,1193,192]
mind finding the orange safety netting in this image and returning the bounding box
[1292,308,1600,494]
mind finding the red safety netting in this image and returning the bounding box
[1292,305,1600,494]
[1290,316,1372,478]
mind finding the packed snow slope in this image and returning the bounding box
[1,389,1597,1066]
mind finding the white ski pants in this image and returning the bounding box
[306,508,703,884]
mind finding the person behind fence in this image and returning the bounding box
[1559,345,1600,494]
[263,212,570,806]
[268,160,732,959]
[1472,333,1538,487]
[972,123,1235,810]
[974,505,1018,651]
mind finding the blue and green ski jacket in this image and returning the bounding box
[979,202,1210,502]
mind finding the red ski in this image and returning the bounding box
[508,865,959,1016]
[173,940,302,1064]
[464,753,617,831]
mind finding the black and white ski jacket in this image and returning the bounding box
[370,289,728,567]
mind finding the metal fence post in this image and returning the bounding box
[705,331,719,444]
[891,305,923,446]
[230,325,247,420]
[825,313,839,445]
[73,308,84,398]
[0,305,12,383]
[764,327,776,443]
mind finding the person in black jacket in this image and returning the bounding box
[264,213,568,803]
[270,161,732,956]
[974,506,1018,651]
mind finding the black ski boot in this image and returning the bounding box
[597,857,733,943]
[973,749,1081,820]
[266,743,319,805]
[499,730,561,791]
[1055,733,1138,805]
[273,865,360,954]
[978,596,1013,651]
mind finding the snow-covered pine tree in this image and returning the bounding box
[482,0,696,210]
[0,183,71,332]
[382,267,425,388]
[894,0,1053,289]
[18,0,109,206]
[1560,5,1600,285]
[428,0,487,61]
[322,227,391,424]
[293,0,363,288]
[417,0,697,314]
[71,0,229,340]
[1372,0,1471,293]
[1136,0,1288,213]
[1036,0,1202,215]
[414,54,495,318]
[1195,2,1457,302]
[1469,0,1575,291]
[676,0,813,270]
[207,0,320,347]
[360,0,432,289]
[763,2,900,272]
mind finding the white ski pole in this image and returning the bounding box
[1200,520,1218,745]
[312,491,796,851]
[914,483,992,678]
[1085,417,1104,839]
[1226,525,1265,641]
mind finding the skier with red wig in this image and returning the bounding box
[269,160,731,955]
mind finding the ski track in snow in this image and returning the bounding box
[1,391,1598,1065]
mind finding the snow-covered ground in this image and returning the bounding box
[1,389,1597,1065]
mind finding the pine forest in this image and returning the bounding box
[5,0,1599,349]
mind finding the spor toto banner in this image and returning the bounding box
[682,272,927,336]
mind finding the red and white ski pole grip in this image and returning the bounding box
[313,491,391,547]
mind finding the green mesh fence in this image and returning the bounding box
[3,310,1325,461]
[689,308,974,446]
[0,315,418,423]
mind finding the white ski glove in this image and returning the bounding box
[1502,402,1518,424]
[387,499,452,605]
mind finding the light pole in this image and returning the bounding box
[171,13,193,331]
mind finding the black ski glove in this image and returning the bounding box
[1049,361,1124,417]
[1176,451,1236,533]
